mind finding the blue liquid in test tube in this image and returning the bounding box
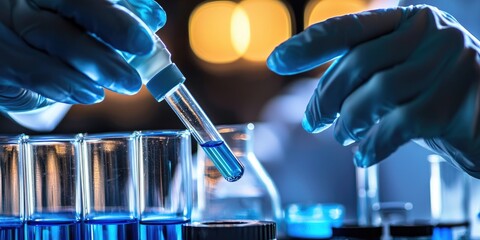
[129,36,244,182]
[201,141,243,181]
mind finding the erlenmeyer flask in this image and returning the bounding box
[193,123,282,229]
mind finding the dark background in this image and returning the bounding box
[1,0,479,135]
[0,0,315,134]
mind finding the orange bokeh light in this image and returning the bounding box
[189,0,292,64]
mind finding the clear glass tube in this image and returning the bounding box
[165,85,244,182]
[356,165,380,226]
[130,36,244,182]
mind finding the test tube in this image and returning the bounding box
[129,36,244,182]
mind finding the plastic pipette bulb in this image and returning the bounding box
[129,36,244,182]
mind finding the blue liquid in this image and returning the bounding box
[0,224,24,240]
[84,219,138,240]
[201,141,244,182]
[139,219,189,240]
[433,227,453,240]
[27,221,80,240]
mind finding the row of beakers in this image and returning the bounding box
[0,123,282,240]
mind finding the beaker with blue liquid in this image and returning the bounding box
[138,130,192,240]
[24,134,83,240]
[80,132,139,240]
[0,135,25,240]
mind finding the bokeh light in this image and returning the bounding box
[240,0,292,62]
[305,0,367,28]
[231,5,251,56]
[305,0,400,28]
[189,0,292,64]
[189,1,242,63]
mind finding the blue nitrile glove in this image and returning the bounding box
[267,5,480,178]
[0,0,166,112]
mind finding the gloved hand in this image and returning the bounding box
[267,5,480,178]
[0,0,166,112]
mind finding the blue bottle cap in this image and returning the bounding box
[146,63,185,101]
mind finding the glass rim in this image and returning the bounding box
[0,134,24,144]
[24,134,79,143]
[138,129,190,138]
[80,131,137,140]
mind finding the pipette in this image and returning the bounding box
[129,36,244,182]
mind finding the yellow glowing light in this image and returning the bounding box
[240,0,292,62]
[231,6,251,56]
[189,1,242,64]
[305,0,367,28]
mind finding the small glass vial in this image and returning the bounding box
[356,164,380,226]
[193,123,282,232]
[389,224,433,240]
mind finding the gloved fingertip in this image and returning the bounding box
[122,84,142,95]
[116,73,142,95]
[266,49,291,75]
[128,25,154,55]
[301,115,315,132]
[92,94,105,103]
[354,136,383,168]
[353,150,365,167]
[341,138,356,146]
[334,119,357,146]
[302,114,330,133]
[353,150,375,168]
[74,90,105,104]
[266,50,281,72]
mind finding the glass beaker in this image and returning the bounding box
[137,130,192,240]
[428,154,470,239]
[428,154,469,223]
[24,134,83,239]
[80,132,139,240]
[0,135,25,240]
[193,123,282,230]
